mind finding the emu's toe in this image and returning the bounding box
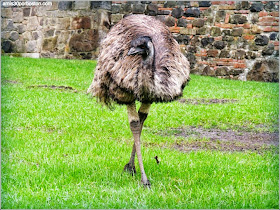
[124,163,136,175]
[141,179,151,188]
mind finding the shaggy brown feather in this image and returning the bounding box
[87,14,190,106]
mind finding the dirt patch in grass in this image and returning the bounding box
[2,80,21,84]
[177,98,238,105]
[28,85,77,92]
[157,127,278,153]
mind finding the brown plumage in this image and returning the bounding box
[87,14,190,187]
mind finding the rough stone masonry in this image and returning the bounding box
[1,1,279,82]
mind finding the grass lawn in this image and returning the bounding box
[1,56,279,209]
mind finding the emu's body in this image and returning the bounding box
[88,15,190,186]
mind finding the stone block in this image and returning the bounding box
[10,31,19,41]
[177,18,187,27]
[264,1,279,12]
[12,11,23,23]
[58,1,73,10]
[213,41,226,50]
[186,52,196,69]
[216,67,228,76]
[270,33,278,40]
[255,35,269,46]
[23,8,31,17]
[22,31,32,40]
[56,18,70,30]
[190,1,199,7]
[45,29,55,37]
[112,4,121,14]
[250,2,263,12]
[196,26,208,35]
[231,27,243,36]
[184,8,200,18]
[180,27,196,35]
[14,39,24,53]
[120,2,132,14]
[251,25,261,34]
[2,19,16,31]
[219,5,236,10]
[164,16,176,27]
[145,4,158,16]
[201,37,214,47]
[111,14,123,24]
[42,36,57,52]
[90,1,112,10]
[171,7,183,19]
[202,66,215,76]
[174,34,190,45]
[74,1,90,10]
[27,16,39,31]
[164,1,176,8]
[230,14,247,24]
[132,4,145,14]
[215,10,226,22]
[32,31,41,40]
[262,43,275,55]
[1,31,10,39]
[210,27,221,36]
[26,40,38,53]
[233,50,246,59]
[198,1,211,7]
[247,58,279,82]
[69,29,99,52]
[57,31,70,44]
[228,68,244,76]
[17,25,26,34]
[2,40,13,53]
[72,17,91,29]
[1,8,13,18]
[219,50,230,58]
[192,18,205,28]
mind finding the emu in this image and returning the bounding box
[87,15,190,187]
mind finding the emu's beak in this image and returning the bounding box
[128,47,144,56]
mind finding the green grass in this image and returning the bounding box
[1,56,279,209]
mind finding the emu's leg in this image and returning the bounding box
[124,103,151,175]
[125,102,150,186]
[138,103,151,131]
[124,143,136,175]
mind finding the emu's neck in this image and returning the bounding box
[143,41,155,68]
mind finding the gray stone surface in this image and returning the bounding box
[247,59,279,82]
[26,40,37,53]
[10,31,19,41]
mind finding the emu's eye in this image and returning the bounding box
[139,45,145,49]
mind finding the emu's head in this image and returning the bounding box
[128,36,154,65]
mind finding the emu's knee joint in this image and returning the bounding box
[138,112,148,123]
[130,120,140,132]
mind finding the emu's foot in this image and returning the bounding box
[141,179,151,188]
[124,163,136,175]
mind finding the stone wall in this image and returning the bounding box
[1,1,279,82]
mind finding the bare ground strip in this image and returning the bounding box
[156,127,279,153]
